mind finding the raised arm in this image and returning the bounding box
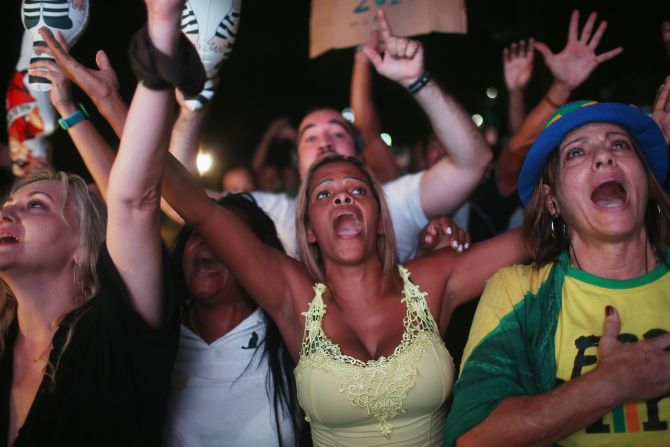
[250,116,296,173]
[105,0,190,327]
[162,153,310,356]
[351,28,400,183]
[36,28,128,138]
[362,10,492,217]
[456,307,670,447]
[30,29,116,199]
[495,10,623,196]
[503,38,534,134]
[406,226,528,336]
[169,89,207,175]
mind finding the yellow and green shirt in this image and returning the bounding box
[444,253,670,447]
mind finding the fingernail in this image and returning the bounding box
[446,226,452,235]
[424,234,431,242]
[605,305,614,316]
[464,242,470,250]
[451,240,458,248]
[457,244,463,252]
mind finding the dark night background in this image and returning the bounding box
[1,0,669,186]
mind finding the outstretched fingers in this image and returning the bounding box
[579,11,598,43]
[38,27,69,59]
[588,20,608,49]
[595,46,624,63]
[567,10,580,43]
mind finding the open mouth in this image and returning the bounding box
[0,234,20,245]
[333,211,363,238]
[193,255,220,275]
[591,181,627,209]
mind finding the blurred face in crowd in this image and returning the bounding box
[297,109,358,179]
[222,167,255,193]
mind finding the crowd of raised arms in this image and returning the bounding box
[0,0,669,446]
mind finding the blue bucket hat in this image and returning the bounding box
[518,101,668,205]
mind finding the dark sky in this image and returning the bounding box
[2,0,669,184]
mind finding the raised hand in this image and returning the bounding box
[503,38,535,92]
[417,216,471,255]
[28,32,75,115]
[535,10,623,89]
[596,306,670,403]
[651,75,670,144]
[37,27,121,113]
[361,9,424,87]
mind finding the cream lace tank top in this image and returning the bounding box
[295,266,455,447]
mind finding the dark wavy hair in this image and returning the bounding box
[171,193,308,446]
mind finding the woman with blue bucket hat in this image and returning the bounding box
[445,95,670,447]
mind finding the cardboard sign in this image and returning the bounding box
[310,0,467,58]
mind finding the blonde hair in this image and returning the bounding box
[0,170,107,357]
[295,155,400,291]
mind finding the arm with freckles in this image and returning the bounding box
[162,153,310,354]
[105,0,183,327]
[363,9,492,217]
[496,10,623,196]
[453,307,670,447]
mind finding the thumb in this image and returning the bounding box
[599,305,621,356]
[95,50,112,71]
[361,45,384,72]
[533,41,552,61]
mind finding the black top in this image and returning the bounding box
[0,243,179,447]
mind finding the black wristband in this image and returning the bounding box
[128,24,206,96]
[407,72,431,94]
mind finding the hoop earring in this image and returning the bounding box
[550,219,557,239]
[550,216,567,240]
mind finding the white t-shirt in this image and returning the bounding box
[252,171,428,262]
[164,309,295,447]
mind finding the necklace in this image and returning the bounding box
[30,318,58,364]
[32,343,53,364]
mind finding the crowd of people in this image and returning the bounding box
[1,1,669,446]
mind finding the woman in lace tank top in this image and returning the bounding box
[163,154,528,445]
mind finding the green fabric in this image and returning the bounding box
[443,253,570,446]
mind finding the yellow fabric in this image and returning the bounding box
[555,265,670,446]
[295,266,454,446]
[459,262,554,369]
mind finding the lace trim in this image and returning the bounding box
[296,266,443,437]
